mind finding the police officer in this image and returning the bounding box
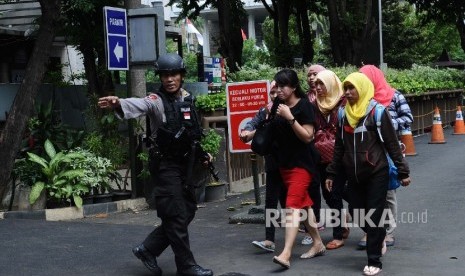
[98,53,213,276]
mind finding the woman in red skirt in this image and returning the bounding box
[258,68,325,269]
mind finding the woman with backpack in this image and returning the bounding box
[325,72,411,276]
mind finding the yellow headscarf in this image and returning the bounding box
[315,70,343,116]
[343,72,374,128]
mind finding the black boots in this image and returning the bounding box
[177,264,213,276]
[132,244,162,276]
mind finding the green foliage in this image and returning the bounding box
[27,140,87,208]
[83,96,128,167]
[26,101,85,157]
[385,65,465,94]
[82,132,127,168]
[68,148,116,194]
[228,63,277,83]
[137,152,150,180]
[383,1,464,68]
[12,158,44,188]
[262,16,302,67]
[195,92,227,112]
[200,129,222,157]
[241,39,271,67]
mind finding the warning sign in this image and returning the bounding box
[226,81,269,153]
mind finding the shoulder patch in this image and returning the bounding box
[147,94,158,100]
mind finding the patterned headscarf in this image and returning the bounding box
[360,65,395,107]
[315,70,343,116]
[343,72,374,128]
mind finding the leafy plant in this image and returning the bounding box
[137,152,151,181]
[200,129,222,157]
[68,148,116,194]
[12,158,44,188]
[195,92,227,112]
[27,140,87,208]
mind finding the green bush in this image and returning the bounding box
[200,129,222,157]
[195,92,227,112]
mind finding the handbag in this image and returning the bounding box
[251,121,274,156]
[251,97,280,156]
[386,154,401,190]
[314,129,335,164]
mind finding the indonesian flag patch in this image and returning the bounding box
[181,107,191,120]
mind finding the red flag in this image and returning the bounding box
[241,29,247,41]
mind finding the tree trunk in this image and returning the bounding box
[276,0,291,67]
[81,42,101,96]
[217,0,244,72]
[456,15,465,56]
[0,0,62,204]
[327,0,377,66]
[296,0,313,64]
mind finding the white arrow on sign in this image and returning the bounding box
[113,42,123,62]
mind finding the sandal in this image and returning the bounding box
[363,265,382,275]
[272,256,290,269]
[325,239,344,250]
[300,244,326,259]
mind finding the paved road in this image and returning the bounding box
[1,128,465,276]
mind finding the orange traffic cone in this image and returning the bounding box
[429,106,446,144]
[453,106,465,135]
[400,129,417,156]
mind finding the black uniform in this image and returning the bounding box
[117,87,211,275]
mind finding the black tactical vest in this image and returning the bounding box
[155,89,202,159]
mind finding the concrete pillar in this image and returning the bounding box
[247,14,256,40]
[203,20,211,57]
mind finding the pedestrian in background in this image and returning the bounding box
[312,70,349,250]
[240,81,287,253]
[300,64,327,246]
[98,53,213,276]
[359,65,414,248]
[326,72,411,276]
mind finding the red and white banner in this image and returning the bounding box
[186,18,203,46]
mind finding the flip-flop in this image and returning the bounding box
[272,256,290,269]
[325,240,344,250]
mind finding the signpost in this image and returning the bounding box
[226,80,269,153]
[104,7,129,71]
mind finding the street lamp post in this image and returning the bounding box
[378,0,386,70]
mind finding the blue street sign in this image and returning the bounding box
[104,6,128,70]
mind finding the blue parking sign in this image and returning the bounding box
[104,7,128,70]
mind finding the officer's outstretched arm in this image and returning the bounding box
[98,96,121,109]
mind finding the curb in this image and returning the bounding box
[0,198,148,221]
[229,205,266,224]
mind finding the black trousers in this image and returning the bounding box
[318,163,348,240]
[264,169,286,242]
[349,170,388,269]
[143,160,198,270]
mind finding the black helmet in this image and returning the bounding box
[154,53,186,74]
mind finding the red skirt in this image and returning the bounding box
[280,167,313,209]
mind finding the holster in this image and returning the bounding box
[148,146,162,175]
